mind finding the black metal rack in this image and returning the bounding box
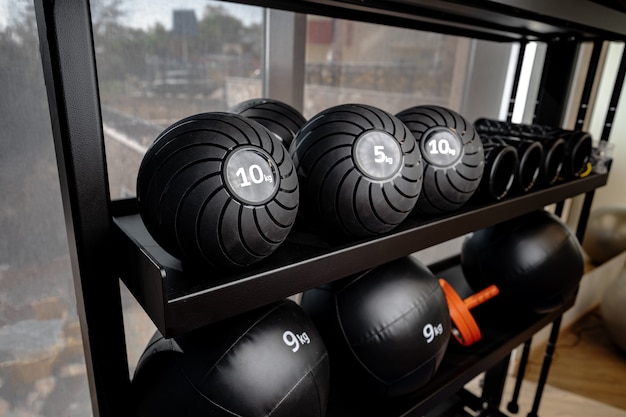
[113,173,607,337]
[33,1,625,417]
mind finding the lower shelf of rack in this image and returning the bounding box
[324,261,575,417]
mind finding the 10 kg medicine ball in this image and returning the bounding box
[136,112,299,270]
[131,300,330,417]
[300,256,450,399]
[396,105,484,215]
[290,103,423,238]
[461,210,584,314]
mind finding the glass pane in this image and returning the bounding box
[304,16,471,118]
[0,3,92,416]
[90,0,265,375]
[93,0,265,200]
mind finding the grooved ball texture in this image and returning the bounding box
[396,105,484,215]
[136,112,299,269]
[290,103,423,238]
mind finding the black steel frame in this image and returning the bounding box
[33,1,625,416]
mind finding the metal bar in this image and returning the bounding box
[507,41,528,122]
[33,1,130,416]
[574,41,603,131]
[264,9,306,112]
[481,354,512,413]
[575,190,596,242]
[527,316,562,417]
[600,43,626,142]
[515,39,581,417]
[554,201,565,217]
[506,338,532,414]
[533,40,579,126]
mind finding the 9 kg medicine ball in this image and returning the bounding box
[136,112,299,270]
[461,210,584,314]
[300,257,450,399]
[290,103,423,238]
[396,105,484,215]
[131,300,330,417]
[229,98,307,148]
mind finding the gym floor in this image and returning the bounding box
[466,307,626,417]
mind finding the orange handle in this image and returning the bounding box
[439,279,500,347]
[464,285,499,310]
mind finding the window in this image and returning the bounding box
[303,16,472,117]
[0,3,92,415]
[93,0,265,200]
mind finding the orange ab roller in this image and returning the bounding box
[439,279,500,346]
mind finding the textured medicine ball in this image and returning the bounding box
[396,105,484,215]
[300,256,450,399]
[229,98,307,147]
[461,210,584,314]
[290,103,423,238]
[582,206,626,265]
[131,300,330,417]
[136,112,299,270]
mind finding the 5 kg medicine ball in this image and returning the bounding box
[229,98,307,147]
[461,210,584,314]
[300,257,450,399]
[396,105,484,215]
[131,300,330,417]
[136,112,299,270]
[290,103,423,238]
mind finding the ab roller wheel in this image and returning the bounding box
[474,118,592,183]
[495,136,544,193]
[439,279,499,346]
[477,140,518,201]
[136,112,299,270]
[290,103,423,238]
[396,105,484,215]
[229,98,307,147]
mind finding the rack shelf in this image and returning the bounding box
[230,0,626,41]
[113,173,607,337]
[325,261,575,417]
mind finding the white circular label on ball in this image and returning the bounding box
[353,131,402,180]
[421,127,463,167]
[224,147,279,205]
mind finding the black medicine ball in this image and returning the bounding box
[290,103,423,238]
[229,98,307,147]
[131,300,330,417]
[300,256,450,399]
[136,112,299,270]
[396,105,484,215]
[461,210,584,314]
